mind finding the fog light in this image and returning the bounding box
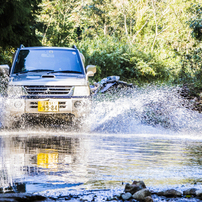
[74,101,82,108]
[14,101,22,108]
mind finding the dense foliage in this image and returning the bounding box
[0,0,42,48]
[0,0,42,66]
[0,0,201,85]
[76,36,170,83]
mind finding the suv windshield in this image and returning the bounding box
[13,49,84,74]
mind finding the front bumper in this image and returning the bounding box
[4,96,91,118]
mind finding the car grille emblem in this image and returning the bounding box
[45,88,50,94]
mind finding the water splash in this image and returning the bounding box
[0,84,202,135]
[86,85,202,135]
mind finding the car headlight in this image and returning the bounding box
[7,86,27,98]
[73,86,90,96]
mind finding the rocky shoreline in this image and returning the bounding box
[1,181,202,202]
[120,181,202,201]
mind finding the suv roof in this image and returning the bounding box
[20,46,76,51]
[19,44,78,50]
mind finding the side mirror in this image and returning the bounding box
[87,71,94,77]
[0,65,9,76]
[86,65,96,74]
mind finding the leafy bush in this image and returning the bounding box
[76,36,170,83]
[0,48,13,66]
[179,47,202,87]
[188,3,202,41]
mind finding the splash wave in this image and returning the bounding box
[86,85,202,135]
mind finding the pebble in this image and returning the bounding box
[196,189,202,197]
[121,192,132,200]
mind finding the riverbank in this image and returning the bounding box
[1,183,202,202]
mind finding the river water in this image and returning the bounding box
[0,86,202,200]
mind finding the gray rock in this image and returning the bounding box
[156,191,164,196]
[157,189,182,197]
[145,196,153,202]
[124,183,132,192]
[196,189,202,197]
[0,193,47,202]
[115,193,122,199]
[121,192,132,200]
[124,180,146,194]
[106,196,113,201]
[132,188,151,200]
[183,188,197,195]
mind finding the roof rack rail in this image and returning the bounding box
[19,44,25,49]
[72,45,77,49]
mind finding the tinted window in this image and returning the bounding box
[13,49,84,74]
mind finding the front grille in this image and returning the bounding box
[29,101,67,109]
[24,86,72,95]
[30,102,38,108]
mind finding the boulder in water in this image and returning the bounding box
[157,189,182,197]
[183,188,197,196]
[124,180,146,194]
[196,189,202,198]
[132,188,151,200]
[145,196,154,202]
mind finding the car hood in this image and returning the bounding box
[9,74,87,86]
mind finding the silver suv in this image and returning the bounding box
[0,45,96,128]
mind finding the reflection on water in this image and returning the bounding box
[0,133,202,194]
[0,134,89,192]
[37,150,58,170]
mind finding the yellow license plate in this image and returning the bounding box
[38,101,58,112]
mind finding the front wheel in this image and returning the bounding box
[1,115,25,129]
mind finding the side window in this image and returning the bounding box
[14,50,29,73]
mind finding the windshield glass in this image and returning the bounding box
[13,49,84,74]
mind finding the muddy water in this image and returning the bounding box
[0,86,202,199]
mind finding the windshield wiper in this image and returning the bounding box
[48,70,82,74]
[16,69,54,74]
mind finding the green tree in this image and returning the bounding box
[7,0,199,84]
[0,0,42,48]
[38,0,81,46]
[178,2,202,85]
[188,3,202,41]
